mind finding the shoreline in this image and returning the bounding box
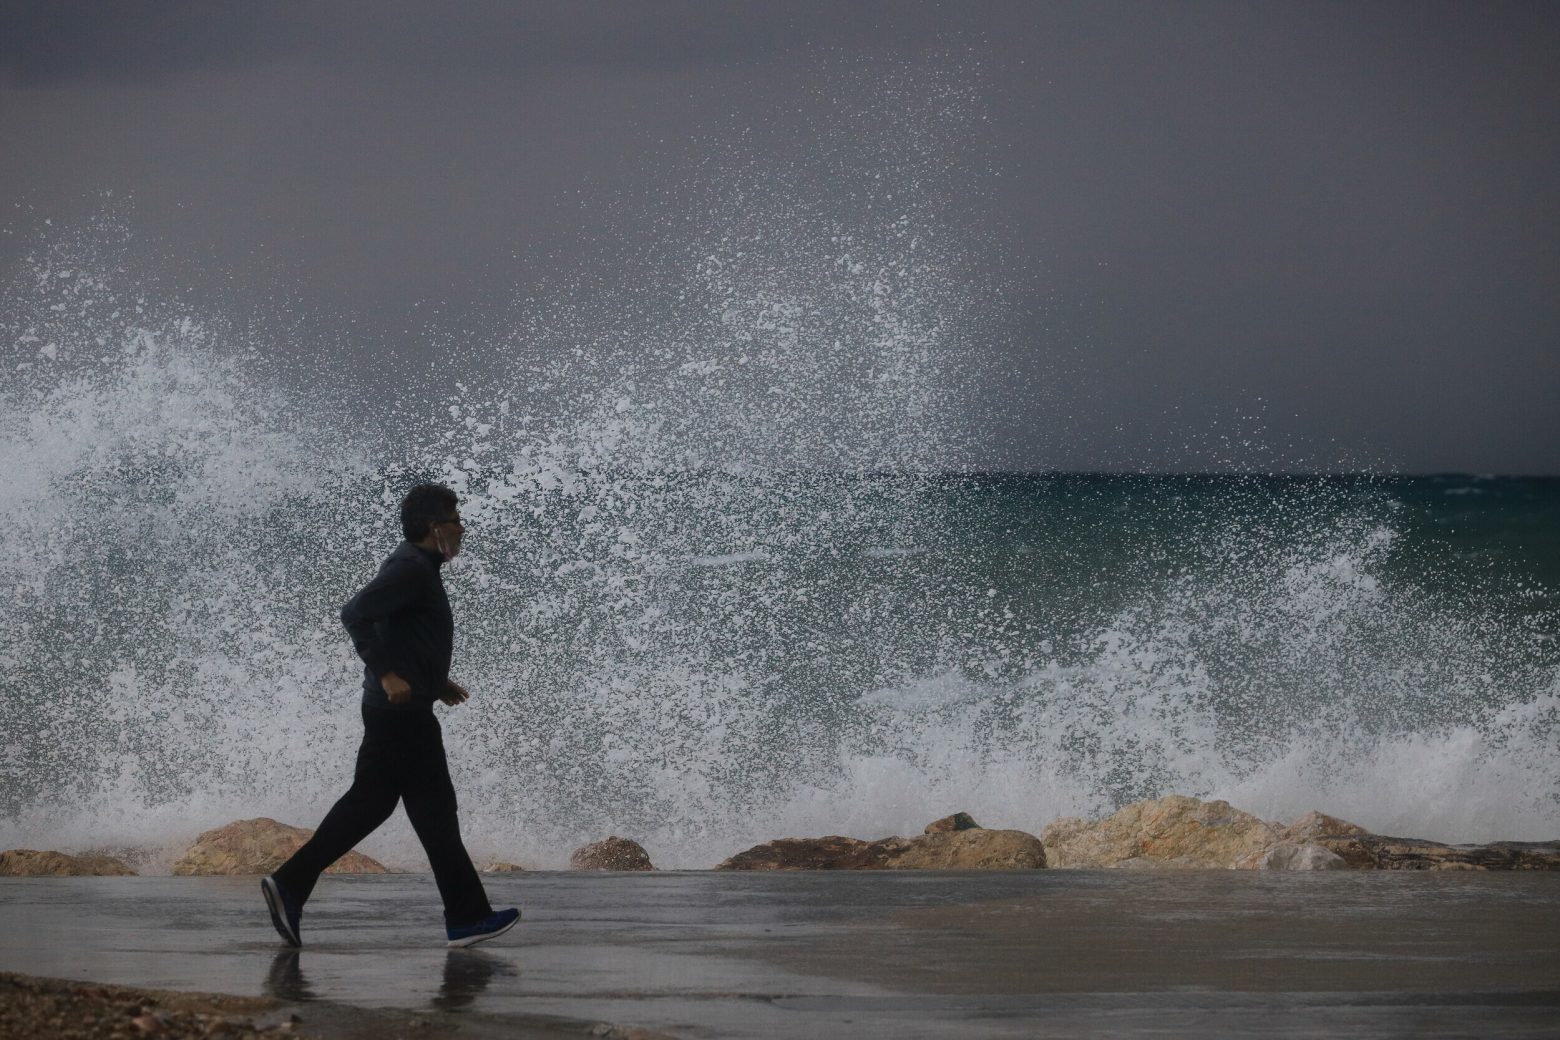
[9,795,1558,878]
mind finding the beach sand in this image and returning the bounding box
[1,871,1556,1038]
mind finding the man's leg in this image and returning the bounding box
[272,706,400,908]
[399,712,493,927]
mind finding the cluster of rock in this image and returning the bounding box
[0,820,661,876]
[1,818,392,876]
[3,798,1555,875]
[717,813,1046,870]
[713,798,1557,872]
[1038,796,1559,871]
[1304,832,1560,870]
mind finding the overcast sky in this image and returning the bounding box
[2,0,1557,473]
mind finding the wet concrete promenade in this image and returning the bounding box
[2,870,1557,1038]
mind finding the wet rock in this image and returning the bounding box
[479,861,526,873]
[1237,842,1348,871]
[0,849,137,876]
[716,836,873,871]
[1041,797,1558,871]
[1280,810,1369,843]
[171,818,386,876]
[1311,834,1560,871]
[890,829,1046,869]
[1035,818,1090,867]
[924,811,981,833]
[569,837,654,871]
[1040,795,1282,869]
[717,828,1046,870]
[74,852,142,876]
[76,843,166,875]
[1311,835,1381,869]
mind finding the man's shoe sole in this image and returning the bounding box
[261,876,301,947]
[447,910,521,948]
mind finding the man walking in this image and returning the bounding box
[262,483,519,948]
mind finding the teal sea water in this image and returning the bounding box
[2,214,1556,869]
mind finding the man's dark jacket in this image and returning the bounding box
[340,541,453,711]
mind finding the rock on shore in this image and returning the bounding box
[717,815,1046,870]
[1041,796,1282,869]
[0,849,137,876]
[716,835,872,870]
[1311,833,1560,870]
[171,818,387,876]
[570,837,655,871]
[1040,796,1560,870]
[888,828,1048,869]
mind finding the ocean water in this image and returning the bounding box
[3,202,1557,870]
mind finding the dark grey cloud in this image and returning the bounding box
[1,1,286,83]
[0,0,935,84]
[3,1,1558,472]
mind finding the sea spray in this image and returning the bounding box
[4,249,1558,866]
[3,102,1558,869]
[0,222,378,865]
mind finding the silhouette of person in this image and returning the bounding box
[260,484,519,948]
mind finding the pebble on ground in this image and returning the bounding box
[0,972,308,1040]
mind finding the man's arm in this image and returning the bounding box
[340,556,426,699]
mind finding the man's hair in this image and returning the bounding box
[401,483,459,541]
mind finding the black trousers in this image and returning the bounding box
[274,705,492,927]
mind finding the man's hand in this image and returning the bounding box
[440,679,470,707]
[381,672,413,705]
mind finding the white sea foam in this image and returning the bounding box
[690,551,769,568]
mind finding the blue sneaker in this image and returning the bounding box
[446,907,520,948]
[261,875,302,947]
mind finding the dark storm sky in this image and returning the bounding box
[2,1,1557,473]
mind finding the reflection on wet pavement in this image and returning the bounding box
[264,946,515,1012]
[432,949,515,1012]
[264,950,315,1003]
